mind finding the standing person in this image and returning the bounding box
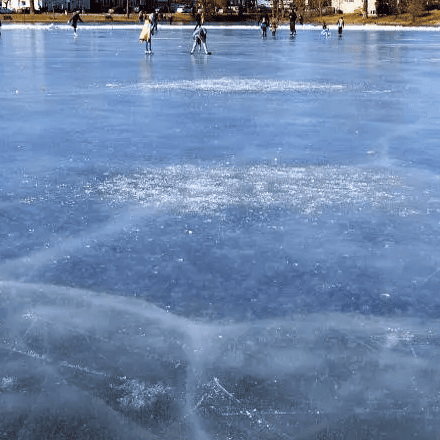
[190,21,210,55]
[289,8,297,35]
[270,15,278,37]
[151,11,157,32]
[194,13,202,27]
[139,14,153,54]
[68,11,83,36]
[321,21,330,38]
[260,15,268,37]
[337,15,344,35]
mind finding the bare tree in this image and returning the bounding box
[408,0,425,20]
[272,0,279,17]
[29,0,35,13]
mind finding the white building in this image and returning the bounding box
[331,0,376,15]
[6,0,90,11]
[7,0,41,10]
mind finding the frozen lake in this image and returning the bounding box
[1,25,440,439]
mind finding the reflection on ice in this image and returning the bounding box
[91,163,406,216]
[1,281,440,439]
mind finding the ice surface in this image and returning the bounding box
[90,163,404,215]
[1,281,440,439]
[2,27,440,439]
[119,77,347,93]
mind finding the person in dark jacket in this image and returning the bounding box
[69,11,82,35]
[289,9,297,35]
[337,15,345,35]
[260,14,268,37]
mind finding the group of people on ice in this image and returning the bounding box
[321,16,345,37]
[138,11,344,55]
[139,12,210,55]
[259,10,345,39]
[68,10,344,55]
[258,9,304,37]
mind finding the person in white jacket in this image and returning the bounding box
[139,14,154,54]
[191,22,211,55]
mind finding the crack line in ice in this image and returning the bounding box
[90,163,409,216]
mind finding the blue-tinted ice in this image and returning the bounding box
[1,25,440,439]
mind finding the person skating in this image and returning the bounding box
[260,15,268,37]
[139,14,154,54]
[321,21,330,38]
[191,21,210,55]
[194,13,202,28]
[289,9,297,35]
[270,15,278,37]
[151,11,158,32]
[337,15,345,35]
[68,11,82,35]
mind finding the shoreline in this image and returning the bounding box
[1,11,440,28]
[2,22,440,31]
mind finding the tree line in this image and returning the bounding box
[375,0,437,20]
[7,0,436,21]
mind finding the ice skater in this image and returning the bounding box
[260,15,268,37]
[68,11,82,36]
[139,14,153,54]
[321,21,330,38]
[151,11,158,32]
[289,9,297,35]
[337,15,345,36]
[270,15,278,37]
[191,19,210,55]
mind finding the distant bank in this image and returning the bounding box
[1,10,440,27]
